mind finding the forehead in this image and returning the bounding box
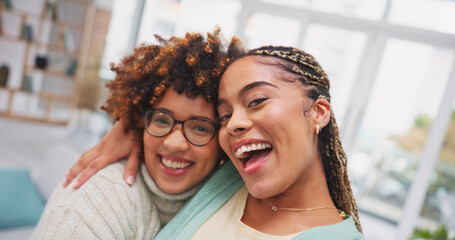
[154,88,216,118]
[220,56,276,87]
[220,56,302,93]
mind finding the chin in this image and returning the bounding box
[244,181,278,199]
[163,187,182,194]
[156,181,185,194]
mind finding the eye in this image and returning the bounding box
[190,125,211,133]
[217,114,232,123]
[248,97,268,108]
[195,126,209,132]
[186,120,215,136]
[153,117,171,126]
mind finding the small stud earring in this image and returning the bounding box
[218,159,226,167]
[316,124,320,135]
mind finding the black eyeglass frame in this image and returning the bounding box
[142,109,220,146]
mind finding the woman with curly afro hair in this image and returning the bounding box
[31,28,245,240]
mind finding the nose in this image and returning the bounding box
[225,109,253,136]
[163,125,189,152]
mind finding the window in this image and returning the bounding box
[99,0,142,80]
[349,39,454,227]
[388,0,455,34]
[416,90,455,232]
[137,0,241,44]
[244,13,301,48]
[261,0,388,20]
[302,24,367,124]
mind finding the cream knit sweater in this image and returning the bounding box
[30,159,199,240]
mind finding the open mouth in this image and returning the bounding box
[235,143,272,169]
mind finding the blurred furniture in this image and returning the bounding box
[0,116,103,239]
[0,0,95,125]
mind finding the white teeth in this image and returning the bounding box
[162,157,191,169]
[235,143,272,159]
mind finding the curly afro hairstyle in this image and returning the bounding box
[101,28,245,136]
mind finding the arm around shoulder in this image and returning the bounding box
[31,161,150,240]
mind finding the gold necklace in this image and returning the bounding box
[264,199,346,218]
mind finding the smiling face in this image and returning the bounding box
[217,56,323,199]
[143,87,220,194]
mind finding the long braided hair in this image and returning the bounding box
[247,46,362,232]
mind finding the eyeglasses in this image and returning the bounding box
[143,109,220,146]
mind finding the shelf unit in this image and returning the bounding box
[0,0,95,125]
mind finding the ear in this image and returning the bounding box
[312,98,331,129]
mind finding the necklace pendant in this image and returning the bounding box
[340,211,346,218]
[271,206,278,211]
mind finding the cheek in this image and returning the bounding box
[196,141,221,169]
[218,128,231,156]
[206,139,219,158]
[261,106,282,124]
[258,105,291,134]
[143,131,148,148]
[143,132,159,154]
[264,103,311,142]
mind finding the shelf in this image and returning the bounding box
[27,67,75,81]
[28,42,79,56]
[0,8,42,19]
[0,0,97,125]
[1,35,78,55]
[0,34,27,43]
[0,87,72,125]
[52,19,85,31]
[1,5,85,29]
[0,87,72,103]
[0,111,68,125]
[65,0,93,5]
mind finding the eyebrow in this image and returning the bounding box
[154,108,215,121]
[154,108,174,115]
[217,81,278,107]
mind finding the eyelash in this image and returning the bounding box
[218,97,268,123]
[248,97,268,108]
[217,114,231,123]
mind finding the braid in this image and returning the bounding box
[248,46,362,232]
[248,47,330,89]
[322,113,362,232]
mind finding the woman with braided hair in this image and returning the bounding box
[65,44,365,239]
[30,29,244,239]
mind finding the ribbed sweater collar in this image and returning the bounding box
[140,164,201,227]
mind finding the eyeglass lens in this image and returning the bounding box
[145,110,216,146]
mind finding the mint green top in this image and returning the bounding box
[155,161,365,240]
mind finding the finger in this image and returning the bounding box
[63,159,85,187]
[73,160,102,189]
[62,150,94,187]
[124,151,140,186]
[62,171,72,187]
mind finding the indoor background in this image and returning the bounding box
[0,0,454,239]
